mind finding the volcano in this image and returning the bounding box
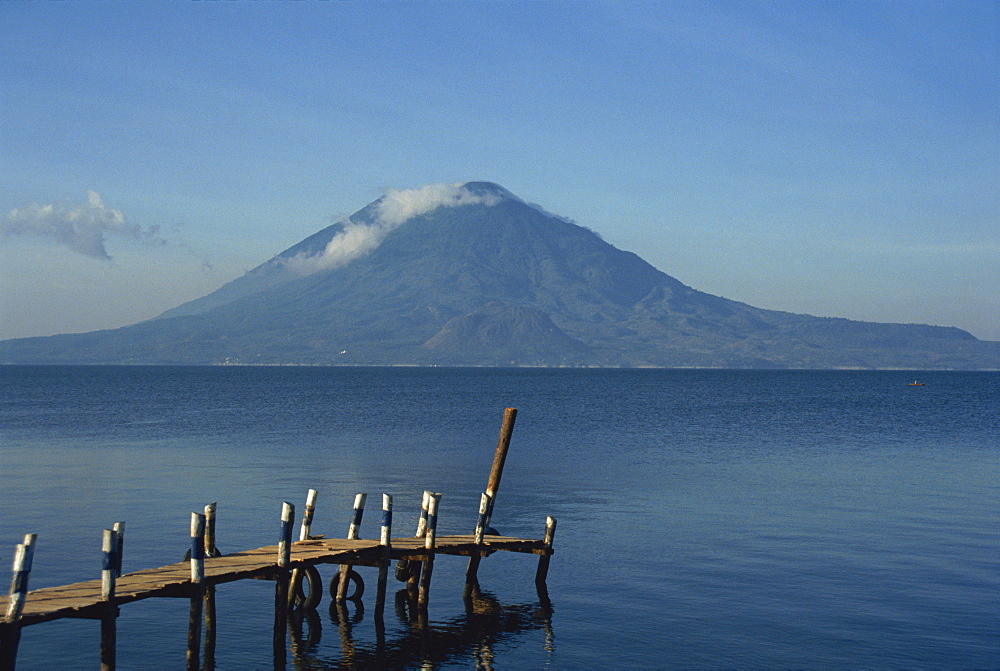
[2,181,997,368]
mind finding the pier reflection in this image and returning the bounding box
[282,586,554,670]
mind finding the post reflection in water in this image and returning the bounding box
[288,608,323,665]
[281,585,554,669]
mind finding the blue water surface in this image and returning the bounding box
[1,366,997,668]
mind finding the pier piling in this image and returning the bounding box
[101,528,118,601]
[1,533,37,669]
[203,503,217,558]
[299,490,318,542]
[278,502,295,568]
[275,502,295,667]
[335,494,366,602]
[4,534,36,624]
[112,522,125,578]
[463,492,492,595]
[402,490,432,591]
[374,493,392,619]
[417,493,441,608]
[190,513,205,585]
[291,490,320,610]
[535,516,558,586]
[100,525,124,671]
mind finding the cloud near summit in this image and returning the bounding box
[2,191,163,260]
[282,182,507,275]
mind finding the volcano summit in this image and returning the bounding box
[2,182,997,368]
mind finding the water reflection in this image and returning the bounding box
[287,609,323,666]
[283,586,554,669]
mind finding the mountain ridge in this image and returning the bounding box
[2,182,997,369]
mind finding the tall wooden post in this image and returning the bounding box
[465,407,517,582]
[483,407,517,529]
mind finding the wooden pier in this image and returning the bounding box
[0,408,556,669]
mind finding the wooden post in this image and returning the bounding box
[100,528,120,671]
[404,490,431,591]
[101,529,117,601]
[336,494,366,602]
[187,510,207,671]
[461,409,516,588]
[194,506,217,669]
[203,503,217,558]
[534,516,557,586]
[379,494,393,549]
[185,583,203,671]
[417,493,440,608]
[374,494,392,618]
[203,585,217,671]
[1,533,37,669]
[273,575,289,671]
[299,490,318,542]
[190,513,206,585]
[100,609,117,671]
[415,490,430,538]
[112,522,125,578]
[290,490,317,609]
[103,523,123,671]
[274,502,294,669]
[4,533,37,624]
[464,493,491,596]
[483,407,517,530]
[347,493,366,540]
[278,502,294,568]
[473,493,492,544]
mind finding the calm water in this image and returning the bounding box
[1,366,997,669]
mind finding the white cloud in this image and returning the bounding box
[283,182,506,275]
[2,191,164,260]
[375,182,505,227]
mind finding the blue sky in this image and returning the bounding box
[1,0,997,341]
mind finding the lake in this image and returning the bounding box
[1,366,997,668]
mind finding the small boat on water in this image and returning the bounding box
[908,381,925,386]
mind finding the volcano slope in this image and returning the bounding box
[2,182,997,369]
